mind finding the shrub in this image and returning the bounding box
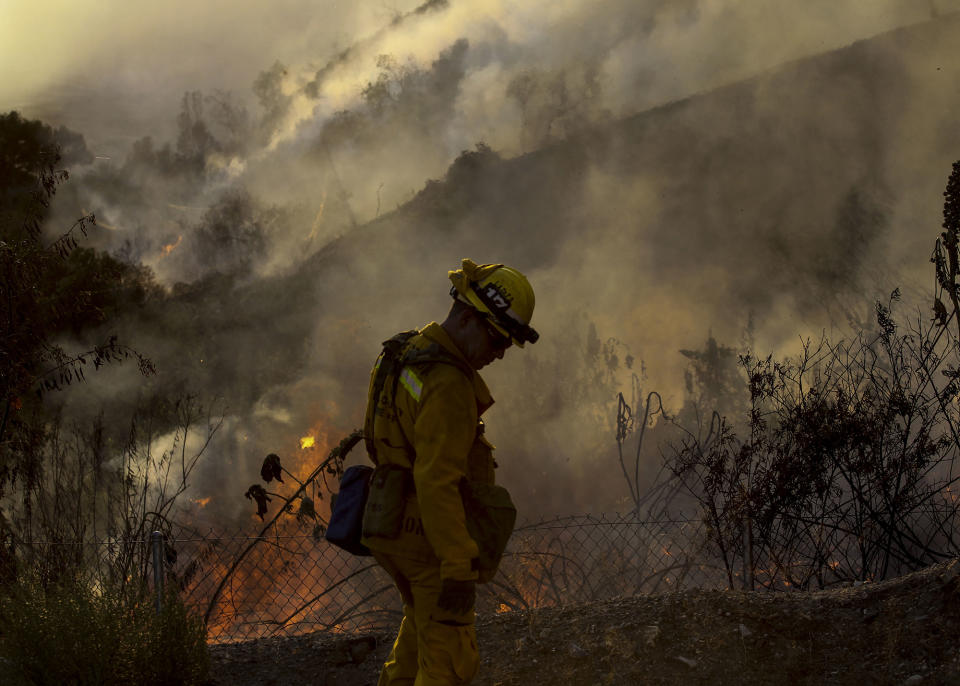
[0,578,209,686]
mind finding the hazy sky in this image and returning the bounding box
[0,0,417,149]
[3,0,956,153]
[0,0,401,100]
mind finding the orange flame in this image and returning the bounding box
[185,408,366,642]
[161,235,183,257]
[288,406,349,485]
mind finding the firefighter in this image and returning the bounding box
[361,259,538,685]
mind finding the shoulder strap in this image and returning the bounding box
[365,330,418,462]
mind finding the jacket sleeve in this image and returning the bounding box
[408,364,480,582]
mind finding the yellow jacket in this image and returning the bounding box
[361,322,496,582]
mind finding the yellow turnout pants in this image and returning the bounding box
[373,550,478,685]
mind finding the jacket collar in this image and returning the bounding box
[420,321,494,414]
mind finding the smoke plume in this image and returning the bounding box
[6,0,960,518]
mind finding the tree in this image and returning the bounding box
[0,112,157,523]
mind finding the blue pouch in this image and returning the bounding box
[325,465,374,556]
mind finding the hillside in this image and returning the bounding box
[319,10,960,317]
[208,558,960,685]
[136,9,960,352]
[127,9,960,420]
[119,11,960,518]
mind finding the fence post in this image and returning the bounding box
[151,531,164,614]
[742,515,754,591]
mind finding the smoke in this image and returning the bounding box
[8,0,960,518]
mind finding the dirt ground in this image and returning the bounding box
[207,558,960,686]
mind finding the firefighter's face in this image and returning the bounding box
[463,310,512,369]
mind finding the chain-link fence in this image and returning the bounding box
[0,512,801,643]
[136,513,724,643]
[11,514,955,642]
[6,513,721,644]
[15,508,945,644]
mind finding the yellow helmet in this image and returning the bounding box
[448,259,539,347]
